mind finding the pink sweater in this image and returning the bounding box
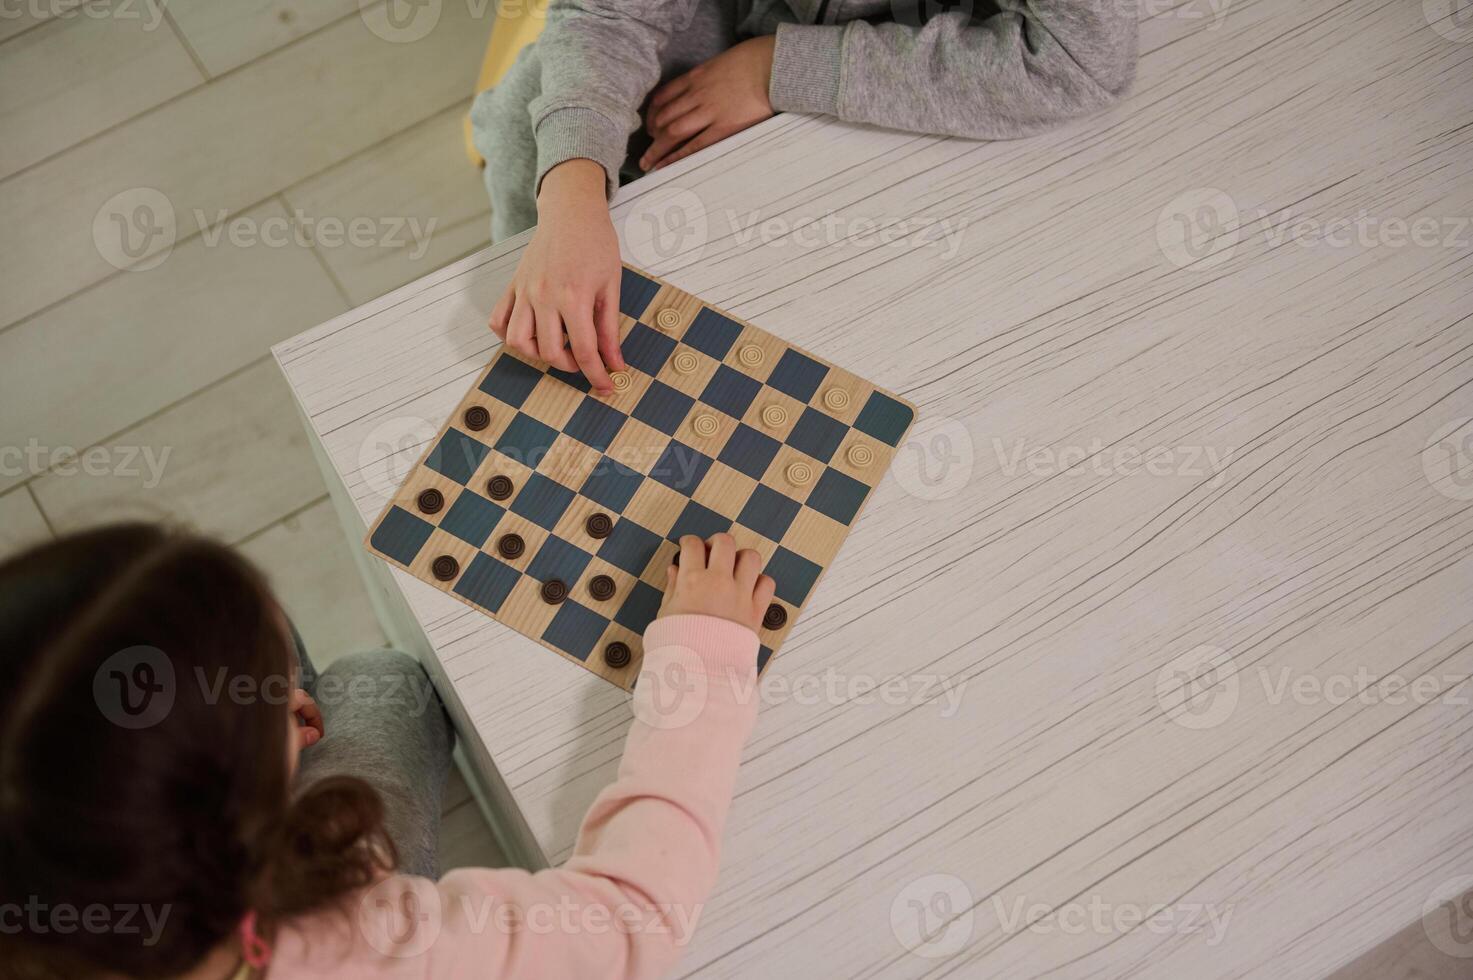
[267,615,759,980]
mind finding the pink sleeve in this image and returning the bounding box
[284,615,761,980]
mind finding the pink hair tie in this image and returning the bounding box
[240,909,272,970]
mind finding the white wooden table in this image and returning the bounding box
[273,0,1473,975]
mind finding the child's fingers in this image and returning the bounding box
[647,73,691,114]
[678,534,707,571]
[734,548,762,591]
[506,295,537,361]
[752,573,776,614]
[532,302,578,372]
[564,305,613,393]
[291,689,324,737]
[651,91,703,131]
[640,133,684,172]
[705,532,735,576]
[595,281,626,373]
[655,124,725,171]
[489,284,514,340]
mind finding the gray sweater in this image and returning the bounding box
[529,0,1138,193]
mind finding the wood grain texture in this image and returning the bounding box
[274,0,1473,975]
[163,0,358,76]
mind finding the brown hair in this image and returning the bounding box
[0,524,395,978]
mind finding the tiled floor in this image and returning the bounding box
[0,0,500,872]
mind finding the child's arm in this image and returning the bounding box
[766,4,1138,140]
[294,536,774,979]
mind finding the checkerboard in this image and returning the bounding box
[365,266,916,690]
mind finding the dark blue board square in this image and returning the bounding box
[621,322,676,376]
[439,491,504,548]
[547,366,592,394]
[614,580,665,635]
[526,535,593,585]
[619,267,660,319]
[564,399,627,452]
[650,441,712,496]
[510,472,576,530]
[494,412,559,468]
[683,307,742,360]
[580,457,645,512]
[765,547,822,606]
[700,365,761,419]
[853,391,914,447]
[543,601,609,662]
[597,520,663,576]
[786,407,848,463]
[757,645,773,672]
[632,380,695,436]
[668,499,731,542]
[766,349,829,403]
[371,506,433,566]
[717,424,781,480]
[479,355,542,408]
[807,467,870,525]
[737,484,802,542]
[453,553,520,614]
[425,428,491,485]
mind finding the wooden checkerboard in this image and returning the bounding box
[366,266,916,690]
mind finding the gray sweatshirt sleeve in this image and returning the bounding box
[768,2,1137,140]
[528,0,703,196]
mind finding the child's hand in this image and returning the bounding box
[291,688,324,750]
[659,533,776,633]
[641,36,776,172]
[489,159,627,395]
